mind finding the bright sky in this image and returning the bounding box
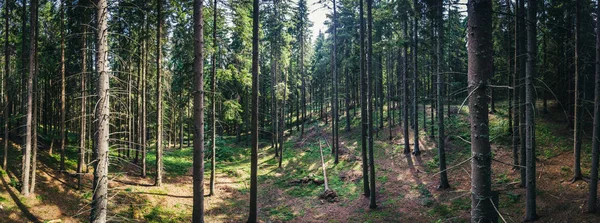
[307,0,468,41]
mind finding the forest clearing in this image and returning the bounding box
[2,0,600,222]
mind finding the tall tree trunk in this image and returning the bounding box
[192,0,205,221]
[403,18,410,155]
[359,0,370,197]
[248,0,259,221]
[22,0,38,197]
[3,0,10,169]
[141,6,148,178]
[525,0,538,220]
[209,0,217,197]
[78,20,88,190]
[468,1,495,221]
[332,0,339,164]
[90,0,110,220]
[367,0,376,209]
[572,0,583,182]
[436,1,449,189]
[155,0,164,187]
[30,51,37,195]
[588,0,600,212]
[518,0,526,187]
[412,0,420,156]
[59,0,66,172]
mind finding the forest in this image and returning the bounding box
[1,0,600,222]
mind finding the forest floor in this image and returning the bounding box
[1,101,600,222]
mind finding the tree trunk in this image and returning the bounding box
[90,0,110,220]
[359,0,370,197]
[403,18,410,155]
[436,1,449,189]
[192,0,205,221]
[155,0,164,187]
[467,0,495,221]
[141,6,148,178]
[367,0,376,209]
[209,0,217,197]
[248,0,259,221]
[78,19,88,190]
[412,0,420,156]
[525,0,538,220]
[3,0,10,169]
[588,0,600,212]
[22,0,38,197]
[59,0,66,172]
[332,0,339,164]
[518,0,527,187]
[572,0,583,182]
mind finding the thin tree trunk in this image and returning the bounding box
[573,0,583,182]
[209,0,218,197]
[59,0,66,172]
[467,1,495,221]
[332,0,339,164]
[412,0,420,156]
[588,0,600,213]
[248,0,259,221]
[359,0,370,197]
[367,0,376,209]
[3,0,10,169]
[141,6,148,178]
[192,0,205,221]
[78,21,88,190]
[90,0,110,220]
[155,0,164,187]
[436,1,449,189]
[518,0,526,187]
[403,18,410,155]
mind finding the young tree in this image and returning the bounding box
[192,0,205,221]
[78,18,87,190]
[248,0,260,221]
[524,0,538,220]
[467,0,495,221]
[90,0,110,220]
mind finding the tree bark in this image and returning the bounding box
[412,0,420,156]
[22,0,38,197]
[248,0,259,221]
[588,0,600,212]
[78,18,88,190]
[467,0,495,221]
[367,0,377,209]
[359,0,370,197]
[3,0,10,169]
[436,0,449,189]
[155,0,164,187]
[209,0,217,197]
[572,0,583,181]
[90,0,110,220]
[192,0,205,221]
[59,0,66,172]
[525,0,538,220]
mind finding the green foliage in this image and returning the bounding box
[144,206,187,223]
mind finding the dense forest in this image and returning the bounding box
[1,0,600,222]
